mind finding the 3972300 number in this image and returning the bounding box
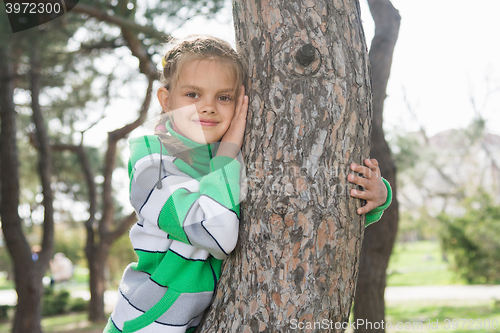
[5,2,62,14]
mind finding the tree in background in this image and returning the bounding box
[198,0,373,330]
[353,0,400,332]
[0,15,85,331]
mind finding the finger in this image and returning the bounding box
[235,96,248,125]
[365,159,381,176]
[347,173,370,187]
[233,87,245,117]
[350,163,373,179]
[357,202,377,215]
[350,188,373,200]
[366,158,379,168]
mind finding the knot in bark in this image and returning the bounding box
[295,44,316,67]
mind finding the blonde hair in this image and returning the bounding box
[155,35,248,162]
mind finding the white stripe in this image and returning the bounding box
[202,212,239,255]
[130,223,172,253]
[139,175,200,226]
[169,240,209,260]
[183,195,230,227]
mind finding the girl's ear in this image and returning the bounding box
[157,87,170,112]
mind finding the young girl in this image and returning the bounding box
[104,35,391,333]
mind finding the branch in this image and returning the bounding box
[69,1,170,76]
[69,2,168,41]
[107,212,137,244]
[100,76,154,235]
[79,38,126,51]
[367,0,401,131]
[30,36,55,273]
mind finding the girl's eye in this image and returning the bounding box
[187,92,199,98]
[219,95,232,102]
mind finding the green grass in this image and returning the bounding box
[0,273,14,291]
[384,300,500,332]
[387,240,466,286]
[0,312,107,333]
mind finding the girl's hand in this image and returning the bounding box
[217,86,248,158]
[348,159,388,215]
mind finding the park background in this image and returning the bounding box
[1,0,500,332]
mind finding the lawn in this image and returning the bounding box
[387,240,466,286]
[384,300,500,333]
[0,313,106,333]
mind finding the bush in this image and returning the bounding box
[42,287,70,316]
[69,297,88,312]
[439,191,500,284]
[0,305,12,321]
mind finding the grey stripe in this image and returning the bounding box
[118,266,213,327]
[119,268,167,312]
[157,290,213,326]
[183,222,226,258]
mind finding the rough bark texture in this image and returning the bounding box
[354,1,400,332]
[0,35,55,333]
[197,0,372,331]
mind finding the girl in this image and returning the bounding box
[104,34,391,333]
[104,35,248,333]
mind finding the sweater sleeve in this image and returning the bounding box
[364,178,392,227]
[130,153,241,260]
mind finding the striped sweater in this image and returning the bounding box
[104,121,392,333]
[104,121,241,333]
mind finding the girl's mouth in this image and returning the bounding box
[193,120,218,127]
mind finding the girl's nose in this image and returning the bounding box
[199,99,216,114]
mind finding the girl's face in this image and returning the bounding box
[157,59,238,144]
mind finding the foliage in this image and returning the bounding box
[438,191,500,284]
[68,297,89,313]
[53,224,86,266]
[41,287,89,316]
[108,232,137,286]
[0,246,13,280]
[0,305,12,321]
[42,287,71,316]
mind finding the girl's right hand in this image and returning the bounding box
[217,86,248,158]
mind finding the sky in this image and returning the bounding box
[159,0,500,138]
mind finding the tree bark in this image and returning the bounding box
[198,0,372,331]
[353,1,400,332]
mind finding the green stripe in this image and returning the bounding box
[103,318,121,333]
[157,191,194,243]
[133,250,165,276]
[151,251,215,293]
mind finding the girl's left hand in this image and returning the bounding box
[347,159,388,215]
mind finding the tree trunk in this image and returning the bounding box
[198,0,372,331]
[0,32,55,333]
[0,41,44,333]
[354,1,400,332]
[87,243,110,321]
